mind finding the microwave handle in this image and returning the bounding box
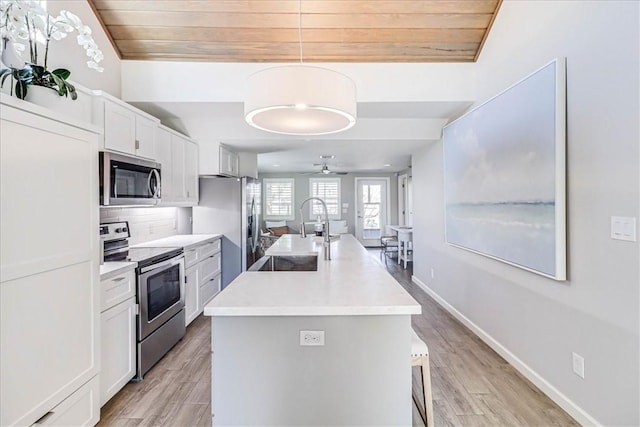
[153,169,161,198]
[147,169,161,198]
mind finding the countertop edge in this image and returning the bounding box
[203,305,421,317]
[132,234,223,250]
[100,262,137,281]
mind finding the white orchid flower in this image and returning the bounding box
[87,60,103,72]
[15,28,29,39]
[50,29,67,41]
[12,41,25,51]
[1,1,104,74]
[59,10,83,28]
[77,24,91,36]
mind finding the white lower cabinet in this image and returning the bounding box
[185,264,200,325]
[32,376,100,427]
[200,273,221,312]
[100,297,136,406]
[183,238,222,326]
[99,268,136,407]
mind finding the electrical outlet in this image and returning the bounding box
[300,330,325,346]
[572,352,585,378]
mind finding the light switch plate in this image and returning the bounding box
[572,352,585,379]
[611,216,637,242]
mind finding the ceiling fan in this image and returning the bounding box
[311,163,348,175]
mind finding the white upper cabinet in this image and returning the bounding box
[219,145,239,177]
[184,138,198,203]
[157,125,199,206]
[171,133,186,204]
[199,142,245,177]
[93,92,159,159]
[102,100,135,155]
[134,114,157,159]
[155,127,174,204]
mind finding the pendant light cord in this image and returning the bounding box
[298,0,303,63]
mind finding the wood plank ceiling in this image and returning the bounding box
[89,0,503,63]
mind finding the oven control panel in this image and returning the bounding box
[100,221,130,242]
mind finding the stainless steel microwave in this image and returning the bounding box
[99,151,161,206]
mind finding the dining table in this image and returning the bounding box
[389,225,413,269]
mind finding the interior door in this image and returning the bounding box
[355,178,389,247]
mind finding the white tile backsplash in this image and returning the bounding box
[100,207,179,245]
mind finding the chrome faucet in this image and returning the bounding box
[299,197,331,260]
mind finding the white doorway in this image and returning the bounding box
[398,173,413,226]
[355,178,390,247]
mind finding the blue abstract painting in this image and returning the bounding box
[443,59,566,280]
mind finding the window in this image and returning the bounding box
[309,178,341,220]
[263,178,295,220]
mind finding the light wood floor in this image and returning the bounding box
[98,250,579,427]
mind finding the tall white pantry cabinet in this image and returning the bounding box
[0,96,101,426]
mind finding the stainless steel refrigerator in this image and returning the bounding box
[193,176,261,289]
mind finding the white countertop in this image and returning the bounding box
[204,234,420,317]
[99,261,137,281]
[132,234,222,250]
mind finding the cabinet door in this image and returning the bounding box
[1,264,98,426]
[103,100,136,155]
[171,135,186,203]
[1,103,99,427]
[134,114,157,159]
[230,151,239,176]
[155,128,173,205]
[219,146,235,176]
[185,264,200,326]
[100,297,136,406]
[184,139,198,204]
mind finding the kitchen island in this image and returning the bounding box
[204,234,420,426]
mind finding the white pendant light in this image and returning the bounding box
[244,0,356,136]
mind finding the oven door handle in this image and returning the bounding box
[139,256,183,274]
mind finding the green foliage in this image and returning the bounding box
[0,64,77,100]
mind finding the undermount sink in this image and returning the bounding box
[250,255,318,272]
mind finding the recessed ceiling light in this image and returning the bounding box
[320,155,335,159]
[383,163,392,167]
[273,164,280,167]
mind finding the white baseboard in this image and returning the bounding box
[411,275,601,427]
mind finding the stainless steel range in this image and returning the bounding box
[100,221,186,380]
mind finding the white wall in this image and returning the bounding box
[411,1,639,426]
[45,0,121,97]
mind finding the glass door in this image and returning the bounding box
[355,178,389,247]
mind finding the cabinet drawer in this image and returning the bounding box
[199,253,221,284]
[31,376,99,427]
[184,248,198,268]
[197,239,221,259]
[100,270,135,312]
[199,274,221,311]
